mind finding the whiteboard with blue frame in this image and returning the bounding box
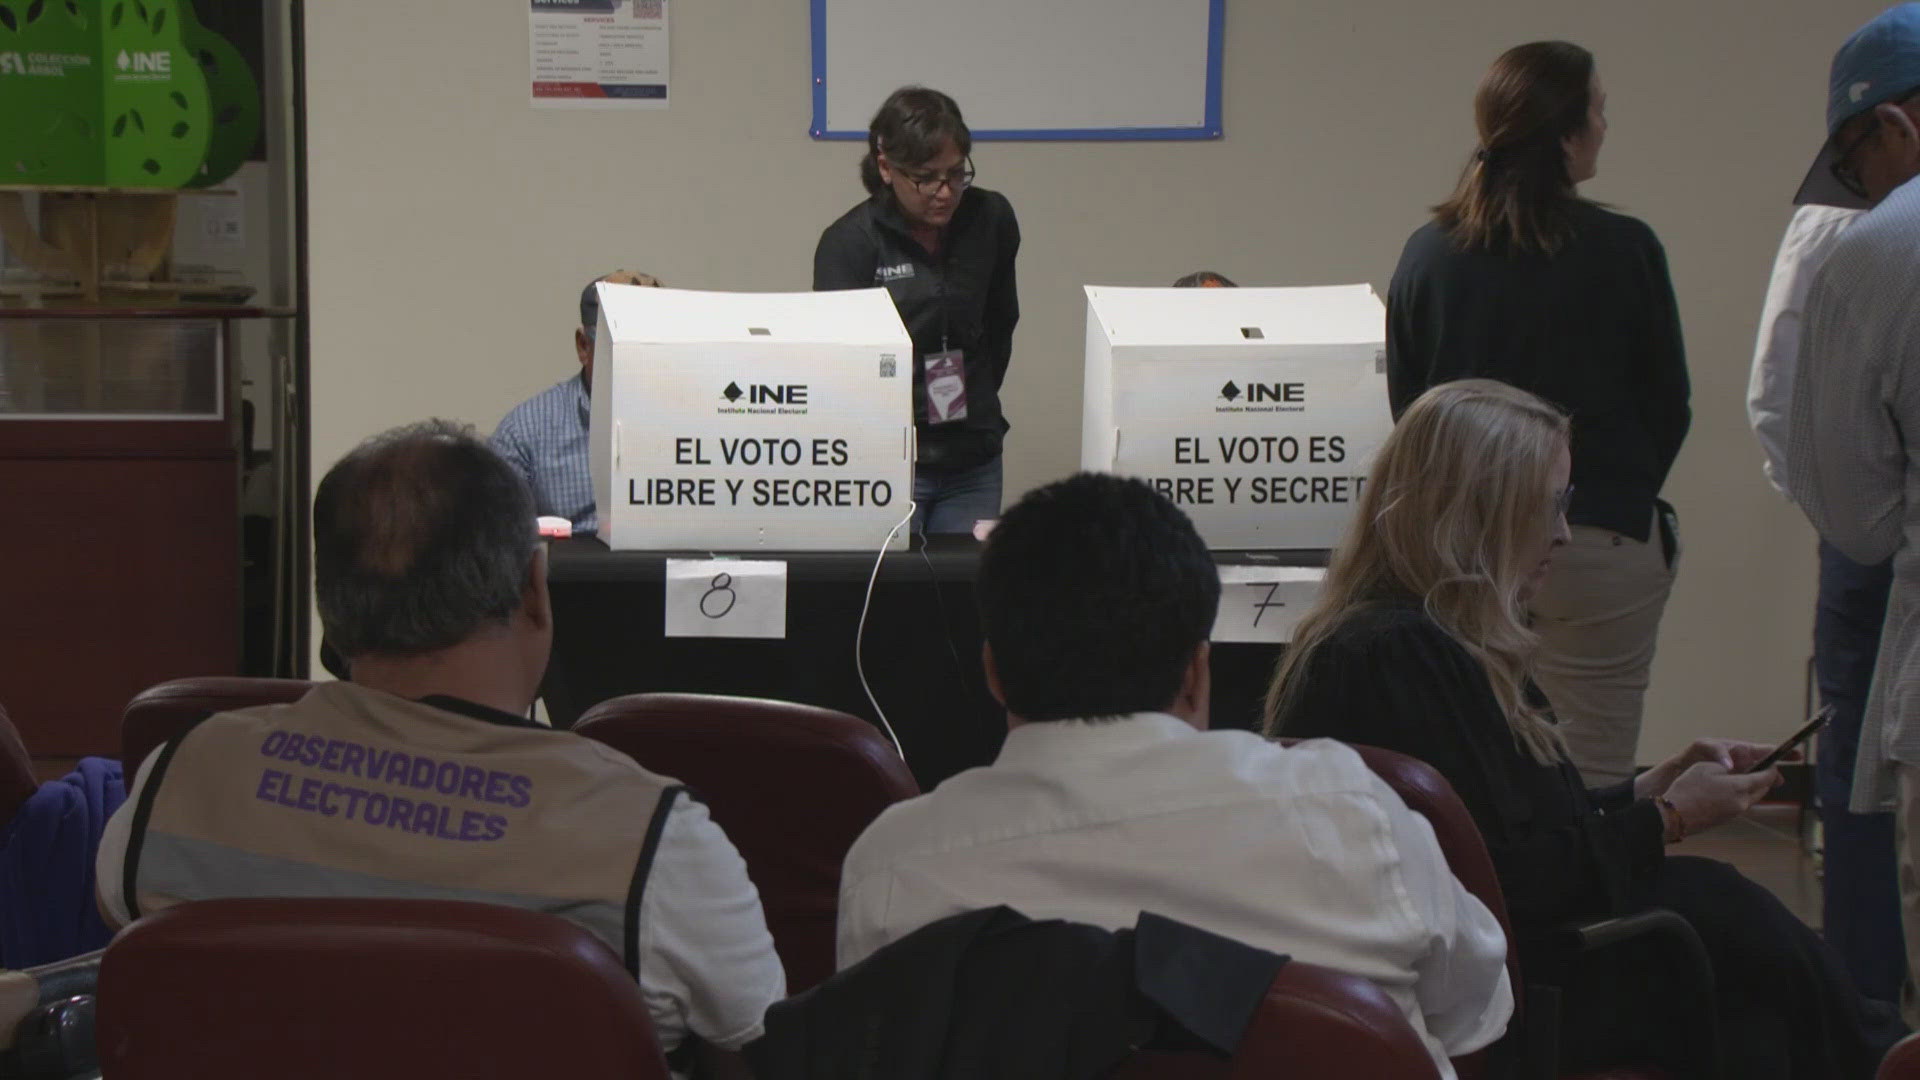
[810,0,1225,142]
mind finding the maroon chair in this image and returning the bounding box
[1112,958,1441,1079]
[1293,739,1710,1080]
[576,692,920,994]
[0,703,37,837]
[1882,1033,1920,1079]
[96,898,670,1079]
[1333,742,1525,1080]
[121,677,313,772]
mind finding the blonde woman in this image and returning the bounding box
[1266,380,1903,1077]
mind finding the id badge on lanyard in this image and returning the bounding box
[923,349,968,424]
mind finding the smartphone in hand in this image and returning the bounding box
[1747,704,1834,774]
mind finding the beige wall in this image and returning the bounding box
[306,0,1884,760]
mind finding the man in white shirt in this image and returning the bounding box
[1749,205,1860,498]
[1748,204,1901,1004]
[97,420,782,1078]
[837,472,1512,1077]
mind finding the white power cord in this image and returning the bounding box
[855,501,917,770]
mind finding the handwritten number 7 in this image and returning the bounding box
[1249,582,1284,627]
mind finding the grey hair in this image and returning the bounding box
[314,420,538,658]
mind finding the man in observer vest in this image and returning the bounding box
[95,420,783,1078]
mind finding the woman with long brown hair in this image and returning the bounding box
[1385,42,1688,790]
[1267,380,1904,1077]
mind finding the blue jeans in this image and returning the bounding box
[912,457,1003,535]
[1814,539,1904,1002]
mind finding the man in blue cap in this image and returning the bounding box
[490,270,661,535]
[1790,3,1920,1022]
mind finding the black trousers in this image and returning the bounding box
[1556,856,1906,1078]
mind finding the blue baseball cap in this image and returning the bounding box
[1796,4,1920,207]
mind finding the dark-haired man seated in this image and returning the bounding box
[837,473,1511,1078]
[96,421,782,1078]
[490,269,662,535]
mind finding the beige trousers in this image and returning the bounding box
[1530,514,1677,787]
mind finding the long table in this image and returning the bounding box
[544,537,1327,790]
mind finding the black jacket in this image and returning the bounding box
[1385,203,1690,541]
[746,906,1285,1079]
[813,187,1021,471]
[1274,601,1666,940]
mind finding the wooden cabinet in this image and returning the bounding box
[0,310,262,757]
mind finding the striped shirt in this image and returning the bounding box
[1788,174,1920,811]
[491,373,595,533]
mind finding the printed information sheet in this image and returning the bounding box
[530,0,669,108]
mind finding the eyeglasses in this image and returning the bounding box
[1831,123,1879,200]
[1552,485,1575,519]
[892,157,976,196]
[1830,89,1920,200]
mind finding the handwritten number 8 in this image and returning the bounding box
[700,573,737,619]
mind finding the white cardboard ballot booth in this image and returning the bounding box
[589,285,915,551]
[1082,284,1393,551]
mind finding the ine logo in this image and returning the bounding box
[1218,380,1306,406]
[722,382,809,405]
[116,50,171,74]
[1247,382,1305,403]
[0,53,24,76]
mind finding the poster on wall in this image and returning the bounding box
[529,0,669,108]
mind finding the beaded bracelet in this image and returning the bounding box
[1653,796,1687,843]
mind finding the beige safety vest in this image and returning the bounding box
[120,681,680,976]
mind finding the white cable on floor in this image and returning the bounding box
[855,501,917,770]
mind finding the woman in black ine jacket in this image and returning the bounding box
[1385,41,1689,790]
[814,87,1020,535]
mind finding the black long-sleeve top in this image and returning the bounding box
[1274,600,1667,935]
[813,187,1020,471]
[1385,204,1690,541]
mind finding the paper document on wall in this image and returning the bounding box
[530,0,669,109]
[665,559,787,639]
[1210,566,1326,643]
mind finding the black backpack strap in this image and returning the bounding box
[120,731,196,922]
[622,784,686,978]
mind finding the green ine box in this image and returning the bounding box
[0,0,259,188]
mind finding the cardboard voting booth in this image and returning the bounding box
[589,286,915,551]
[1082,284,1393,550]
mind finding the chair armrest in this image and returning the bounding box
[25,953,101,1007]
[1567,908,1707,961]
[1529,908,1720,1080]
[0,995,96,1079]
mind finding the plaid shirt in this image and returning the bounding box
[1789,175,1920,810]
[492,372,595,534]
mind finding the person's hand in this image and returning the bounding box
[1658,761,1780,840]
[1634,738,1777,799]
